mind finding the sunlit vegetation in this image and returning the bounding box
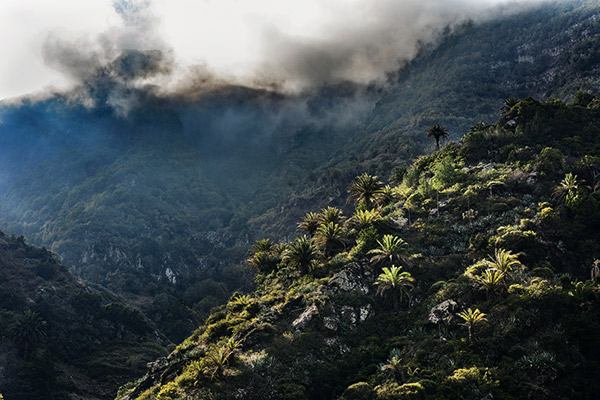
[117,95,600,400]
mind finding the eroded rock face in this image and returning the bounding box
[328,263,370,294]
[428,299,458,325]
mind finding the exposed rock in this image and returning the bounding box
[341,306,357,325]
[328,264,369,294]
[359,305,372,322]
[428,300,458,325]
[292,304,319,330]
[146,357,168,374]
[323,316,339,331]
[390,216,409,229]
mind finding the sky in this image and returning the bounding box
[0,0,545,100]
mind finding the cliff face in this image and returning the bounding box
[0,232,168,400]
[117,97,600,400]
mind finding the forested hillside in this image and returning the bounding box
[0,233,168,400]
[1,0,600,346]
[117,96,600,400]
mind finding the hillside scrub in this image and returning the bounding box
[116,96,600,400]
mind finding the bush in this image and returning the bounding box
[375,382,425,400]
[340,382,376,400]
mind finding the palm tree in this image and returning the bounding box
[368,235,409,267]
[282,236,320,274]
[380,348,404,379]
[205,338,241,379]
[501,98,519,115]
[375,266,415,310]
[553,173,579,203]
[250,238,273,253]
[314,222,344,256]
[297,212,321,237]
[457,308,488,343]
[350,209,382,230]
[318,206,345,225]
[246,239,280,273]
[378,185,396,207]
[475,268,505,297]
[474,248,522,278]
[348,173,384,209]
[8,309,47,358]
[427,124,449,150]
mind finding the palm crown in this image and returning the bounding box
[368,234,409,266]
[348,173,384,209]
[374,266,415,309]
[427,124,449,150]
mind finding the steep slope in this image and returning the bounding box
[0,232,168,400]
[117,96,600,400]
[1,0,600,343]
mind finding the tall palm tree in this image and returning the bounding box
[553,173,579,203]
[427,124,449,150]
[457,308,488,343]
[297,212,321,237]
[348,173,384,209]
[375,266,415,310]
[282,236,320,274]
[368,234,409,267]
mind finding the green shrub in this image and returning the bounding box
[340,382,376,400]
[157,381,179,399]
[375,382,425,400]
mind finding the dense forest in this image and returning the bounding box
[116,96,600,400]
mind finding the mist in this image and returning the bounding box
[1,0,546,104]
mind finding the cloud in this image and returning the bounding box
[0,0,545,102]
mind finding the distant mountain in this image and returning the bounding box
[0,232,168,399]
[0,0,599,343]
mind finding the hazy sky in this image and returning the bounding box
[0,0,544,100]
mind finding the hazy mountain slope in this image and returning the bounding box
[247,0,600,241]
[116,96,600,400]
[0,232,168,400]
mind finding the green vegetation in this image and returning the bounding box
[116,95,600,400]
[0,232,168,399]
